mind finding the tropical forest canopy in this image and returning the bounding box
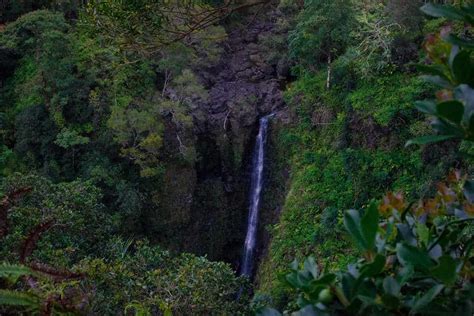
[0,0,473,315]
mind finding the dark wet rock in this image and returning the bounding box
[195,12,285,137]
[160,9,287,263]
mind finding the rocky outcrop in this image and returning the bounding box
[154,10,287,264]
[198,15,285,133]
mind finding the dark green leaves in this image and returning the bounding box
[359,255,386,278]
[452,51,473,85]
[0,263,34,284]
[257,308,282,316]
[411,284,444,314]
[421,3,474,24]
[270,174,474,315]
[396,243,435,271]
[463,180,474,203]
[383,276,400,297]
[344,203,379,252]
[446,35,474,50]
[411,3,474,146]
[430,256,458,285]
[436,100,464,123]
[0,290,40,309]
[406,135,456,147]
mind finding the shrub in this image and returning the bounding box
[259,172,474,315]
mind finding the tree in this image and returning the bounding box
[288,0,356,88]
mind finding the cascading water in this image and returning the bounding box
[240,114,273,278]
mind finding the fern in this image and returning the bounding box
[0,263,33,283]
[0,289,40,309]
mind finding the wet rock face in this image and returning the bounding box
[184,12,286,263]
[155,10,287,264]
[197,13,285,134]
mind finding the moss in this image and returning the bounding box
[349,74,429,126]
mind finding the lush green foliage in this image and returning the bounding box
[289,0,355,69]
[0,174,250,315]
[1,1,473,315]
[256,0,471,310]
[408,3,474,146]
[260,174,473,315]
[0,2,255,314]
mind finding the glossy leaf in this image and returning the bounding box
[383,276,400,296]
[405,134,456,147]
[411,284,444,313]
[421,3,468,22]
[360,203,379,252]
[436,100,464,124]
[396,243,435,271]
[420,75,451,88]
[430,118,463,136]
[452,50,473,85]
[359,255,386,278]
[416,64,449,81]
[257,307,282,316]
[304,256,319,279]
[446,35,474,50]
[463,179,474,203]
[344,203,379,252]
[430,255,458,285]
[414,100,437,115]
[344,210,367,251]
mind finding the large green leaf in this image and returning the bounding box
[0,290,40,309]
[360,203,379,252]
[420,75,451,88]
[463,179,474,203]
[431,118,464,136]
[436,100,465,124]
[344,210,367,251]
[405,134,456,147]
[430,255,458,285]
[452,50,473,85]
[416,64,449,81]
[421,3,468,22]
[446,35,474,50]
[257,307,282,316]
[396,243,435,271]
[359,255,386,278]
[344,204,379,252]
[0,263,33,283]
[415,100,437,115]
[396,265,414,286]
[411,284,444,314]
[383,276,400,296]
[303,256,319,279]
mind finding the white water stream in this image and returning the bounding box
[240,114,272,277]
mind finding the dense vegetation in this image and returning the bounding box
[0,0,473,315]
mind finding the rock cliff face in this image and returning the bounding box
[151,10,287,266]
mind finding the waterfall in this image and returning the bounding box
[240,114,273,278]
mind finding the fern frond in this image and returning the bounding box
[0,289,40,309]
[0,263,33,282]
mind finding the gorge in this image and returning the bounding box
[0,1,472,315]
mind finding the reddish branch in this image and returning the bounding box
[20,220,56,264]
[1,188,85,313]
[29,262,84,281]
[160,0,273,45]
[20,220,83,280]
